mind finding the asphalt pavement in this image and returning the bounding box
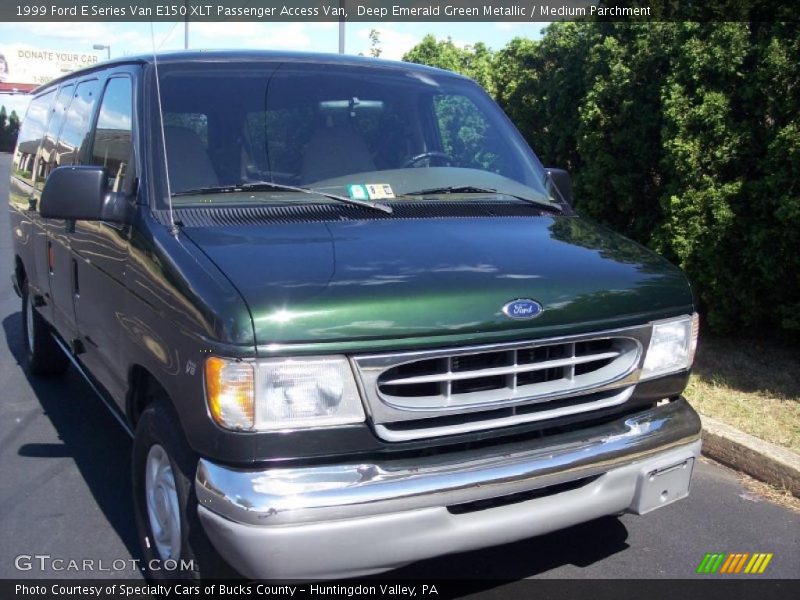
[0,153,797,586]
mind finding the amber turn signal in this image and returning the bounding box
[205,357,255,430]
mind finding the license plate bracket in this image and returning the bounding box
[632,457,694,514]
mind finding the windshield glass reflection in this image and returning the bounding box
[156,62,549,204]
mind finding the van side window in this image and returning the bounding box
[37,83,75,190]
[56,79,101,168]
[92,77,133,192]
[11,89,55,185]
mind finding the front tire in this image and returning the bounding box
[132,400,235,580]
[22,282,68,376]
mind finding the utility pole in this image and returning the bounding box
[184,0,189,49]
[338,0,345,54]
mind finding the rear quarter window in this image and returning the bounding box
[37,83,75,189]
[12,89,55,185]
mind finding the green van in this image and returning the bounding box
[9,51,700,579]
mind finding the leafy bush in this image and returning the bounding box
[404,24,800,335]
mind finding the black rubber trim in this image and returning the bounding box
[447,474,602,514]
[154,202,563,227]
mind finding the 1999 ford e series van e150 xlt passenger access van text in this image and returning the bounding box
[8,51,701,580]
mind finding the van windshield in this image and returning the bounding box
[155,61,551,207]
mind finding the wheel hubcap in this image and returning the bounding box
[145,444,181,560]
[25,296,34,354]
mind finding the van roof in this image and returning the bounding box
[34,49,469,93]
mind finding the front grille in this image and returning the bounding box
[377,337,636,409]
[352,326,649,442]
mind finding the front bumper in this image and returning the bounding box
[196,398,701,579]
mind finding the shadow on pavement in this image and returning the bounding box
[386,515,629,585]
[1,311,141,563]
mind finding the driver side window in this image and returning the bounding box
[91,77,133,192]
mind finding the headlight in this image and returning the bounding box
[641,313,699,380]
[205,356,365,431]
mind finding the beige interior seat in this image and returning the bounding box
[301,123,376,184]
[164,125,219,193]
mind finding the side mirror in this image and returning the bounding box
[545,168,573,208]
[40,166,133,224]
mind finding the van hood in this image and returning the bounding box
[182,214,693,348]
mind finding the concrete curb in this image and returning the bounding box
[700,415,800,498]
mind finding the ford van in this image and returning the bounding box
[8,51,701,579]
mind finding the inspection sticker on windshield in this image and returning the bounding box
[347,184,395,201]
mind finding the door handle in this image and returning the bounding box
[72,258,80,297]
[47,241,53,274]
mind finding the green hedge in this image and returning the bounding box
[404,24,800,334]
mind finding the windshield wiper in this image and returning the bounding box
[403,185,562,213]
[173,181,393,214]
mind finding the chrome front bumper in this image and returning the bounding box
[196,398,701,579]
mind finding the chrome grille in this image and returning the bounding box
[374,387,636,442]
[352,325,650,442]
[378,338,625,407]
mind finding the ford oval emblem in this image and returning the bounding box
[502,299,543,320]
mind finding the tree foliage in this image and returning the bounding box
[403,23,800,335]
[368,29,382,58]
[0,106,21,152]
[404,34,496,96]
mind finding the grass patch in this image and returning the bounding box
[686,335,800,453]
